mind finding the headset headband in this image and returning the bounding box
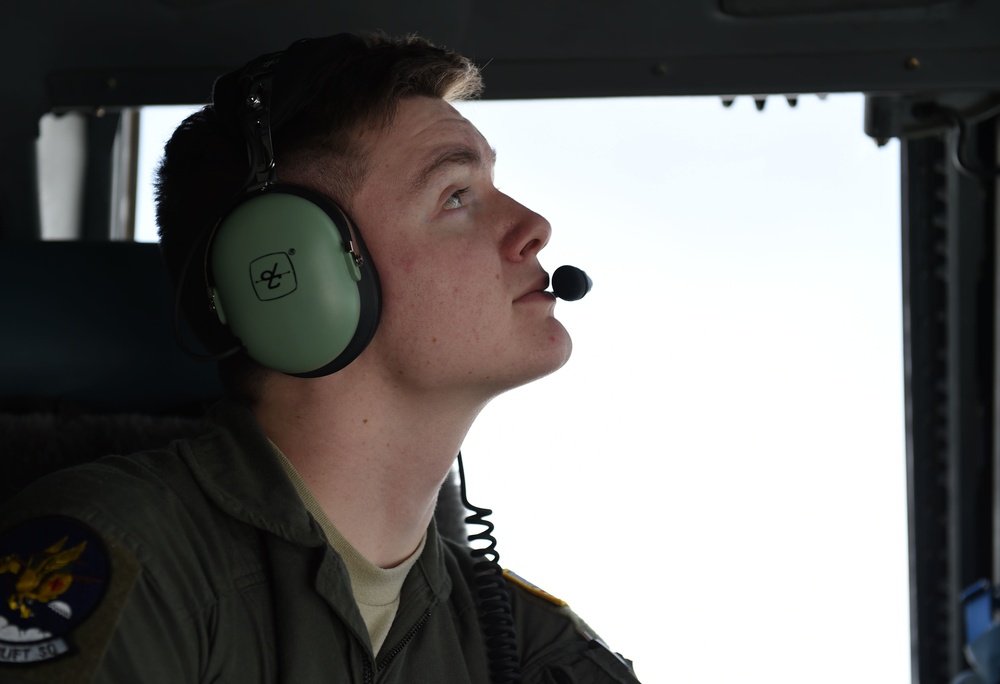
[196,34,382,377]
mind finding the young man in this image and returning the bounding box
[0,33,639,683]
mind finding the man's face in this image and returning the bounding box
[347,96,573,399]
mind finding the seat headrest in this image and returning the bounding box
[1,241,223,414]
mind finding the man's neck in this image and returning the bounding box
[252,373,486,568]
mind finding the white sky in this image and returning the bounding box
[136,93,908,683]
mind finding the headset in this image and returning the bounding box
[204,37,381,378]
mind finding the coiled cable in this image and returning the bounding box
[456,452,521,684]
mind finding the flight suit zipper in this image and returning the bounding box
[363,607,433,683]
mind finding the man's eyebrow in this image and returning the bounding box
[408,145,497,196]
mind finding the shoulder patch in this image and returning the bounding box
[0,517,110,665]
[503,569,568,607]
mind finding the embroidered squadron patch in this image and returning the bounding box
[0,517,109,665]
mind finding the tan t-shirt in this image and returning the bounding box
[270,442,426,655]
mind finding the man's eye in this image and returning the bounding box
[443,187,470,210]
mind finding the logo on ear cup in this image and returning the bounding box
[250,252,297,301]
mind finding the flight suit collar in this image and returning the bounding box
[179,399,324,548]
[178,399,453,602]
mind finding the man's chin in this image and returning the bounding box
[518,329,575,387]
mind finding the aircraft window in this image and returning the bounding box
[134,94,907,683]
[37,112,87,240]
[37,108,141,240]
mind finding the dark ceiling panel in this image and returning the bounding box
[8,0,1000,116]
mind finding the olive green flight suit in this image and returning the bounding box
[0,402,640,683]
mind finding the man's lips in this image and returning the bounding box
[515,290,557,303]
[514,274,553,303]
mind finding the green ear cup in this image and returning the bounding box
[209,186,381,376]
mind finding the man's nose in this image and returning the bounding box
[500,194,552,261]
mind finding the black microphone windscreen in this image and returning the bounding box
[552,265,592,301]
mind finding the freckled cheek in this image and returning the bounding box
[382,275,495,343]
[376,261,457,326]
[380,248,488,298]
[368,232,500,326]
